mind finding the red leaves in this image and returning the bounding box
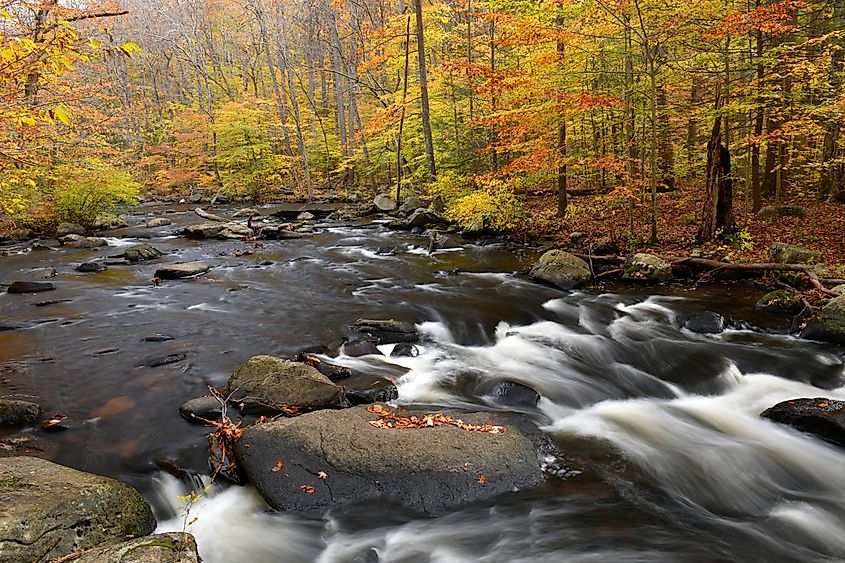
[477,475,487,485]
[271,460,285,472]
[366,405,507,434]
[300,485,316,494]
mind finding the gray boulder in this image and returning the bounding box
[60,234,108,248]
[154,262,210,279]
[622,253,673,282]
[184,222,253,239]
[769,242,820,264]
[235,405,546,515]
[233,208,262,218]
[77,533,199,563]
[76,262,107,273]
[56,222,85,238]
[352,319,418,343]
[296,211,315,221]
[179,396,223,423]
[528,250,591,290]
[225,355,346,412]
[144,218,172,228]
[7,281,54,294]
[91,213,127,231]
[761,398,845,447]
[398,195,422,214]
[124,243,163,262]
[374,193,396,212]
[756,205,806,219]
[0,456,155,563]
[407,208,446,228]
[683,311,726,334]
[802,294,845,345]
[0,400,40,426]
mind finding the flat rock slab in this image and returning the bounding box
[352,319,418,343]
[0,456,156,563]
[761,398,845,447]
[7,281,55,293]
[77,533,199,563]
[155,262,210,279]
[235,405,545,515]
[124,243,163,262]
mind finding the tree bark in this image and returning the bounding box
[414,0,437,180]
[698,95,735,241]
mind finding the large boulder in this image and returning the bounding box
[91,213,127,231]
[528,250,591,290]
[754,290,804,314]
[77,533,199,563]
[225,355,346,411]
[622,253,673,282]
[406,208,446,228]
[761,398,845,447]
[352,319,418,343]
[184,222,253,239]
[124,243,163,262]
[0,456,156,563]
[802,294,845,345]
[60,234,108,248]
[7,281,54,294]
[235,405,546,515]
[398,195,422,215]
[154,262,210,279]
[56,222,85,238]
[374,193,396,212]
[769,242,820,264]
[0,400,40,426]
[683,311,726,334]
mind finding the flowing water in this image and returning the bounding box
[1,206,844,562]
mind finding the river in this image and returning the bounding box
[1,206,844,562]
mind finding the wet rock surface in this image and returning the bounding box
[77,533,199,563]
[761,398,845,447]
[154,262,210,279]
[0,400,40,426]
[7,281,55,293]
[528,250,591,290]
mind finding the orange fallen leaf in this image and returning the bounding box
[300,485,315,493]
[819,402,829,407]
[271,460,284,472]
[477,475,487,485]
[317,471,328,479]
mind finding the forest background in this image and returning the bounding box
[1,0,843,262]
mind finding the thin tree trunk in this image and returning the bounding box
[414,0,437,180]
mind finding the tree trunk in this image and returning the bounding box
[556,14,567,217]
[698,97,736,241]
[414,0,437,180]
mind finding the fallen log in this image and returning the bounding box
[195,207,227,222]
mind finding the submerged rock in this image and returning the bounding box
[802,294,845,345]
[528,250,591,290]
[225,355,346,412]
[7,281,55,293]
[622,253,672,282]
[124,243,163,262]
[76,262,107,273]
[154,262,210,279]
[77,533,199,563]
[352,319,418,344]
[769,242,820,265]
[683,311,726,334]
[0,400,40,426]
[179,395,223,423]
[0,456,156,563]
[761,398,845,447]
[486,380,540,409]
[235,405,546,515]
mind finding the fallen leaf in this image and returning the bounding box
[271,460,284,472]
[819,402,829,407]
[317,470,328,479]
[41,414,68,430]
[300,485,315,493]
[477,475,487,485]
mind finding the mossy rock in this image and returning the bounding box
[754,290,804,314]
[77,533,199,563]
[802,294,845,345]
[528,250,591,290]
[622,253,672,282]
[769,242,820,265]
[756,205,806,219]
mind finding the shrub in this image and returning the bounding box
[52,160,139,226]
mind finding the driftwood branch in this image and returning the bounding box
[194,207,227,222]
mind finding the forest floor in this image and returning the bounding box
[521,182,845,268]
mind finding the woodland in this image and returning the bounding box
[0,0,844,260]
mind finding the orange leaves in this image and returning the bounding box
[300,485,316,494]
[271,460,285,472]
[706,0,803,39]
[477,475,487,485]
[366,405,507,434]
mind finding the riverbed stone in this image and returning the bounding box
[233,208,262,218]
[622,253,673,282]
[76,261,107,273]
[398,195,422,215]
[56,222,85,237]
[802,294,845,345]
[486,380,540,409]
[755,290,804,314]
[60,234,108,248]
[154,262,210,279]
[124,243,163,262]
[144,218,172,228]
[91,213,127,231]
[761,398,845,447]
[407,208,446,228]
[225,355,346,411]
[184,222,253,239]
[0,400,40,426]
[296,211,315,221]
[528,250,591,290]
[374,193,396,212]
[352,319,418,343]
[7,281,55,293]
[235,404,546,515]
[344,379,399,405]
[769,242,820,265]
[0,456,156,563]
[179,396,222,422]
[77,532,199,563]
[683,311,726,334]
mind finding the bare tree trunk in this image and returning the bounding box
[396,17,412,205]
[555,14,567,217]
[414,0,437,180]
[698,94,735,241]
